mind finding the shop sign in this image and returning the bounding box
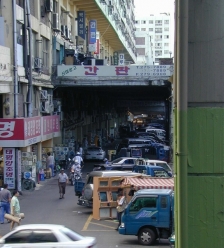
[3,148,15,189]
[17,150,22,191]
[0,115,61,147]
[77,11,86,40]
[119,53,125,65]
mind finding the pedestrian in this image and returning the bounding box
[116,191,127,230]
[46,152,55,177]
[10,190,21,230]
[58,168,68,199]
[0,184,11,224]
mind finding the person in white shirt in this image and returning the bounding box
[73,152,84,166]
[58,169,68,199]
[47,152,55,177]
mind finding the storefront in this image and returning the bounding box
[0,115,61,190]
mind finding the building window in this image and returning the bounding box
[141,20,146,24]
[141,28,146,31]
[42,37,49,74]
[164,50,170,54]
[164,43,169,46]
[135,37,145,45]
[137,48,145,56]
[155,35,162,41]
[155,50,162,56]
[155,28,162,33]
[53,0,58,13]
[164,27,169,31]
[164,20,169,24]
[149,28,153,32]
[155,20,162,26]
[136,28,140,31]
[164,35,169,39]
[149,20,153,24]
[135,20,139,24]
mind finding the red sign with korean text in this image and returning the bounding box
[3,148,15,189]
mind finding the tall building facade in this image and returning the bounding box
[135,13,173,65]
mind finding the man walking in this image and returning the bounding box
[10,190,21,230]
[0,184,11,224]
[58,168,68,199]
[47,152,55,177]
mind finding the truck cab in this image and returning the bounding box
[133,165,172,178]
[119,189,174,246]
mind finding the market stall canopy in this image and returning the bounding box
[122,177,174,190]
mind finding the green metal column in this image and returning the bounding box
[175,0,188,247]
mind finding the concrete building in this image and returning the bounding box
[135,13,173,65]
[0,0,137,190]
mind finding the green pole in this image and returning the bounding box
[175,0,188,247]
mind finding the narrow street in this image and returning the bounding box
[0,169,170,247]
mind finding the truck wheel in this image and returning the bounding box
[138,228,156,246]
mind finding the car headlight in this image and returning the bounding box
[120,223,125,228]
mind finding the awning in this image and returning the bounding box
[122,177,174,190]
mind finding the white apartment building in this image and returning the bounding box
[135,14,173,65]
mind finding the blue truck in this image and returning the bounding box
[132,165,172,177]
[118,188,174,246]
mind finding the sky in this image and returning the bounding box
[134,0,175,17]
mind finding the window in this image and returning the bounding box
[130,197,157,212]
[161,196,167,208]
[136,28,140,31]
[5,230,32,243]
[155,28,162,33]
[42,37,49,73]
[164,20,169,24]
[135,20,139,24]
[164,43,169,46]
[16,22,23,46]
[155,20,162,24]
[164,27,169,32]
[155,50,162,56]
[53,0,58,13]
[31,230,58,243]
[137,48,145,56]
[149,20,153,24]
[149,28,153,32]
[141,28,146,31]
[135,37,145,45]
[99,192,107,202]
[141,20,146,24]
[112,191,118,201]
[164,35,169,39]
[164,50,170,54]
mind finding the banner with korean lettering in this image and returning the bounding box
[94,31,100,54]
[3,148,15,189]
[42,115,61,141]
[77,11,86,40]
[89,20,96,44]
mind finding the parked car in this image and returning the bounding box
[94,157,138,169]
[84,146,106,161]
[0,224,97,247]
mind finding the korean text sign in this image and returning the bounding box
[3,148,15,189]
[89,20,96,44]
[77,11,86,40]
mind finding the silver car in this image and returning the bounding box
[0,224,97,247]
[84,146,106,161]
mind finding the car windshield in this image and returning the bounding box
[60,227,83,241]
[156,163,170,171]
[111,158,123,163]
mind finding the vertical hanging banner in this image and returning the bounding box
[89,20,97,52]
[94,31,100,54]
[17,150,21,191]
[3,148,15,189]
[119,53,125,65]
[77,11,86,40]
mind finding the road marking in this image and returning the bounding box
[87,221,116,229]
[82,214,92,231]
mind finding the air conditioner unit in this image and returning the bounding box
[52,13,60,31]
[34,57,42,69]
[65,26,70,40]
[45,0,53,12]
[40,90,48,101]
[61,25,66,37]
[40,101,50,113]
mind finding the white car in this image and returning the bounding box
[0,224,97,248]
[84,146,106,161]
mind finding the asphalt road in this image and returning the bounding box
[0,161,170,248]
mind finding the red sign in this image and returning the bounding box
[3,148,15,189]
[94,39,99,54]
[0,115,60,147]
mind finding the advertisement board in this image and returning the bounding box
[3,148,15,189]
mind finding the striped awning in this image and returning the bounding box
[122,177,174,190]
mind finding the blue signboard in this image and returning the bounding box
[77,11,86,40]
[89,20,97,44]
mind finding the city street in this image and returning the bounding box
[0,161,170,247]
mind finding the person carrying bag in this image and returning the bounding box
[116,192,126,230]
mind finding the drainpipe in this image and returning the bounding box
[25,0,33,117]
[12,0,18,118]
[175,0,188,247]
